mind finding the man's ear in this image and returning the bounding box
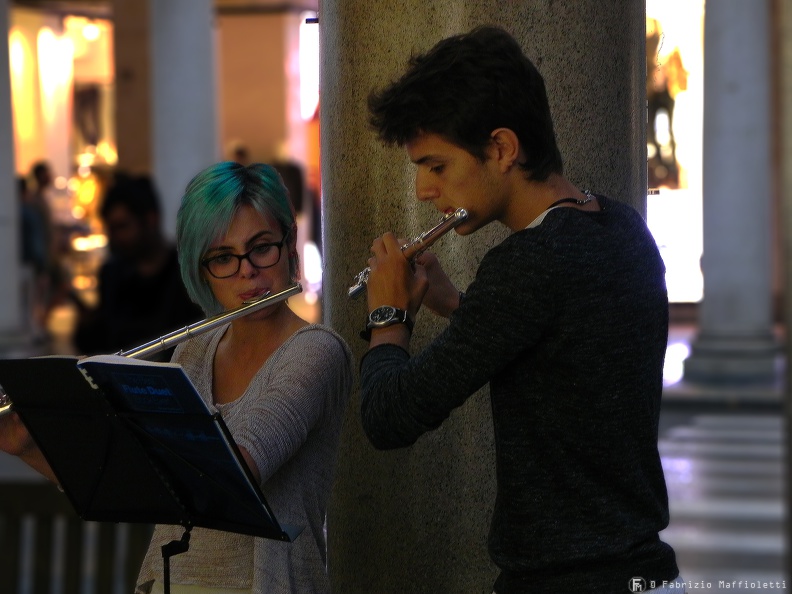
[489,128,521,172]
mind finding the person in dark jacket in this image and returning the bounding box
[359,26,682,594]
[72,174,203,360]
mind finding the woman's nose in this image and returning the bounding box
[238,255,259,277]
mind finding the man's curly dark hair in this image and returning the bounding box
[368,26,563,182]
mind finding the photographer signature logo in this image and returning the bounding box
[629,577,647,592]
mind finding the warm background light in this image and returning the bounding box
[9,28,34,142]
[82,21,100,42]
[299,12,319,121]
[37,27,74,126]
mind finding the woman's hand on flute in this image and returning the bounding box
[0,411,35,457]
[0,412,58,483]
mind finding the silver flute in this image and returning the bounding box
[0,283,302,418]
[348,208,468,299]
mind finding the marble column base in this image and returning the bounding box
[683,333,782,385]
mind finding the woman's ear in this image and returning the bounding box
[289,250,302,282]
[288,226,301,281]
[489,128,521,172]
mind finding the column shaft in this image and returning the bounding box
[150,0,218,238]
[113,0,152,175]
[684,0,779,384]
[0,0,25,343]
[780,0,792,573]
[321,2,645,590]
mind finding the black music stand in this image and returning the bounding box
[0,355,301,593]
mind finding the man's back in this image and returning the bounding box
[361,196,679,592]
[479,197,675,591]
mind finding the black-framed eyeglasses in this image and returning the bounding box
[201,239,285,279]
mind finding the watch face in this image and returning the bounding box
[369,306,397,325]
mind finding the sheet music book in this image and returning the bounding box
[0,355,300,542]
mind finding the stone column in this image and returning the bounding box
[150,0,218,238]
[780,0,792,574]
[0,0,39,470]
[112,0,152,175]
[683,0,779,384]
[320,2,646,591]
[0,0,25,348]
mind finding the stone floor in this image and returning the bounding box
[659,407,786,593]
[657,325,788,593]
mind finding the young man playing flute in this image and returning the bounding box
[359,26,683,594]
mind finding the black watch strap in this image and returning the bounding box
[360,312,414,341]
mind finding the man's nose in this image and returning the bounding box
[415,172,439,202]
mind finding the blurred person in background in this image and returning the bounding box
[27,161,66,336]
[71,173,203,360]
[18,176,48,339]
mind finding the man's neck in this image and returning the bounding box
[503,173,589,230]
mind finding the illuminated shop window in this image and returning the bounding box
[646,0,705,303]
[299,11,319,122]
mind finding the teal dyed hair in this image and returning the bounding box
[176,162,299,315]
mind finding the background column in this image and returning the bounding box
[0,0,43,478]
[0,0,25,348]
[112,0,152,175]
[150,0,218,238]
[320,2,646,591]
[780,0,792,575]
[683,0,779,385]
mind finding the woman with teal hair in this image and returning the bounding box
[132,161,354,593]
[176,162,301,316]
[0,161,352,592]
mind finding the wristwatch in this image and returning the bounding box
[368,305,414,332]
[360,305,414,341]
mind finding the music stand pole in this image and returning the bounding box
[161,528,191,594]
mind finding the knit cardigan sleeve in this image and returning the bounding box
[234,327,353,483]
[360,234,555,449]
[174,325,353,486]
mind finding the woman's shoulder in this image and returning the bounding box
[171,324,224,364]
[266,324,355,396]
[283,324,354,362]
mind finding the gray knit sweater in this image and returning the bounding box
[361,196,679,593]
[137,324,353,594]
